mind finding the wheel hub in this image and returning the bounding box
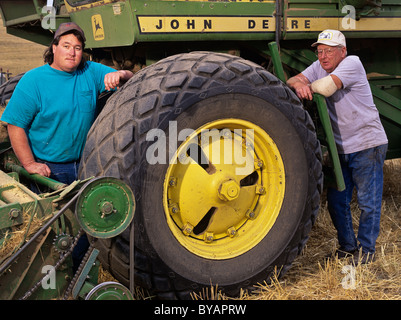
[218,179,240,201]
[163,119,285,260]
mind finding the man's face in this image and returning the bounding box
[51,33,83,72]
[316,44,347,73]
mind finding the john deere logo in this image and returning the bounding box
[91,14,104,40]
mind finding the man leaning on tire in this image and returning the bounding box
[1,22,133,186]
[1,22,134,271]
[287,29,388,265]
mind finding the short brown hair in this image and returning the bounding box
[43,30,86,70]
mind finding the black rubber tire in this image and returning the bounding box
[79,51,323,299]
[0,73,24,107]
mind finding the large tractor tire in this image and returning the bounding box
[79,51,323,299]
[0,73,24,107]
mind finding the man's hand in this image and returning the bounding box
[7,124,51,177]
[292,82,314,101]
[104,71,122,91]
[104,70,134,91]
[24,161,51,177]
[286,73,314,101]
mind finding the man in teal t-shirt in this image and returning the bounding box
[1,22,133,184]
[1,22,134,273]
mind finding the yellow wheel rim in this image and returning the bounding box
[163,119,285,259]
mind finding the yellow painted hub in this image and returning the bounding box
[218,179,240,201]
[163,119,285,260]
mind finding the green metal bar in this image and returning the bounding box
[370,83,401,159]
[4,163,66,191]
[3,14,40,26]
[72,248,99,299]
[268,41,286,82]
[0,190,80,276]
[313,94,345,192]
[370,84,401,125]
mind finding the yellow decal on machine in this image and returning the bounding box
[138,16,275,33]
[91,14,105,40]
[286,17,401,32]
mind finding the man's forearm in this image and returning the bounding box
[287,74,313,100]
[118,69,134,81]
[7,124,35,167]
[7,124,51,177]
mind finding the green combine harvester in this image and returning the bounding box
[0,0,400,299]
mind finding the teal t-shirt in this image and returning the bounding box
[1,61,116,162]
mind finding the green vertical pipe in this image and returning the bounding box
[5,162,67,191]
[268,41,286,82]
[313,94,345,191]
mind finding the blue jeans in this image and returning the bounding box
[327,144,387,254]
[30,159,79,193]
[37,159,79,185]
[35,159,89,272]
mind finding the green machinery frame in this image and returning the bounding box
[0,151,135,299]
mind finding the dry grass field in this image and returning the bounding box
[248,159,401,300]
[0,17,45,78]
[2,16,401,301]
[191,159,401,301]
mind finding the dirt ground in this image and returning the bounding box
[0,17,45,77]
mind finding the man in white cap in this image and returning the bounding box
[287,30,388,264]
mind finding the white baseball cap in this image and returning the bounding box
[312,29,346,47]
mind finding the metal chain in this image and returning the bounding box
[19,229,84,300]
[62,239,96,300]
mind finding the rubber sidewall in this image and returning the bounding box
[140,91,310,286]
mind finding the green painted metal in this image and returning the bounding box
[72,248,99,299]
[0,174,83,299]
[0,174,135,299]
[85,281,134,300]
[0,140,135,299]
[5,162,66,191]
[370,81,401,159]
[313,94,345,191]
[75,177,135,239]
[0,202,24,229]
[1,0,401,45]
[68,1,135,48]
[268,42,286,82]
